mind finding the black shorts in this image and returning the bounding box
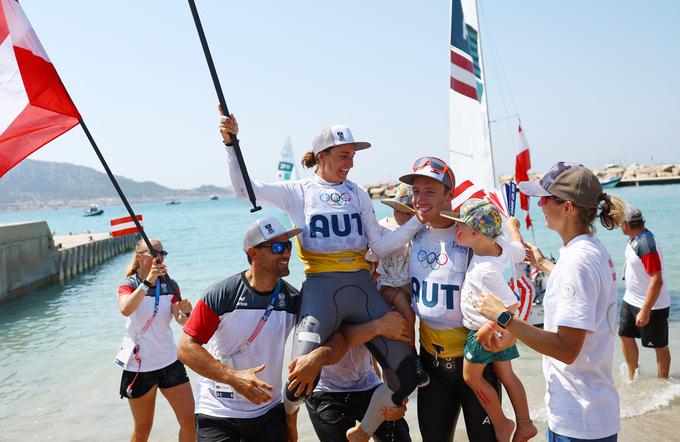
[305,386,411,442]
[196,403,287,442]
[119,359,189,399]
[618,301,669,348]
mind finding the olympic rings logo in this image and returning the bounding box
[320,191,351,207]
[416,250,449,270]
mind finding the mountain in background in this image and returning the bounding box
[0,159,231,211]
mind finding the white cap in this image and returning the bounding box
[312,125,371,155]
[243,217,302,251]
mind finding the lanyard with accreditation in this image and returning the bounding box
[215,280,283,399]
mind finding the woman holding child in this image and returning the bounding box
[478,162,624,442]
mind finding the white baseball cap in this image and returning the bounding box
[243,217,302,251]
[312,125,371,155]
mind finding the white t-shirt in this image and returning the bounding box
[226,148,421,258]
[460,244,520,330]
[314,345,381,393]
[622,230,669,309]
[117,275,180,372]
[542,234,620,439]
[366,217,412,287]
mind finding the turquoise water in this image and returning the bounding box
[0,185,678,440]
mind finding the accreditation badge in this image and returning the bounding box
[114,335,136,368]
[214,356,235,399]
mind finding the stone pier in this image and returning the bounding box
[0,221,138,303]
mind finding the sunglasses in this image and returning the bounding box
[413,156,455,189]
[255,240,293,254]
[538,196,565,207]
[139,250,168,257]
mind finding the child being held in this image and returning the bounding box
[366,183,429,387]
[441,199,537,442]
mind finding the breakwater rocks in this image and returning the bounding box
[365,164,680,199]
[0,221,137,303]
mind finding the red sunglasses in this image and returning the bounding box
[412,156,455,189]
[538,196,565,207]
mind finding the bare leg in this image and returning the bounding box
[620,337,639,381]
[493,361,537,442]
[655,346,671,379]
[159,382,195,442]
[463,360,514,442]
[390,288,416,348]
[128,385,158,442]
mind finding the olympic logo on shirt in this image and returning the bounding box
[416,250,449,270]
[319,191,351,207]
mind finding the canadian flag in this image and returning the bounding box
[111,215,143,238]
[0,0,80,177]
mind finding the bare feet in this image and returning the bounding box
[346,425,370,442]
[284,408,299,442]
[512,419,537,442]
[495,418,515,442]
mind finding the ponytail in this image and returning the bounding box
[598,193,625,230]
[301,151,317,169]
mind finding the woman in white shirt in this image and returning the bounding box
[477,162,625,442]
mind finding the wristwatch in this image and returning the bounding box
[142,279,153,288]
[496,311,514,329]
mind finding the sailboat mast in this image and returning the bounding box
[474,0,497,187]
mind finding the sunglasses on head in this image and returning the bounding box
[412,156,455,189]
[538,196,565,207]
[255,240,293,254]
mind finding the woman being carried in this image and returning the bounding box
[219,114,426,441]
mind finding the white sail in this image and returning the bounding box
[276,136,298,181]
[448,0,495,190]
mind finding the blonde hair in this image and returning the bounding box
[125,238,159,277]
[574,193,626,234]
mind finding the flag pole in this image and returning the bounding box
[79,119,187,312]
[186,0,262,213]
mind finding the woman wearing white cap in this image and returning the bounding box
[219,114,428,441]
[477,162,625,442]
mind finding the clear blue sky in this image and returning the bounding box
[20,0,680,189]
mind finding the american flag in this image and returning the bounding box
[450,0,480,101]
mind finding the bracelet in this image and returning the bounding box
[222,139,233,147]
[142,279,152,288]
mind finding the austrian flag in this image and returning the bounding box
[0,0,80,177]
[110,215,143,238]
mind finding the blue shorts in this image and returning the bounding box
[547,428,617,442]
[463,329,519,364]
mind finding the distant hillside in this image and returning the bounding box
[0,160,231,211]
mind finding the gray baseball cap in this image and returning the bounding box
[312,125,371,155]
[623,205,644,223]
[519,161,603,208]
[243,217,302,251]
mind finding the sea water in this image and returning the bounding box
[0,185,679,441]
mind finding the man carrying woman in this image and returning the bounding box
[219,114,432,441]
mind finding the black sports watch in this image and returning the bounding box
[497,311,514,329]
[142,279,153,288]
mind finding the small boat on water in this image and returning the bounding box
[166,200,181,205]
[599,175,622,188]
[210,194,219,200]
[83,204,103,217]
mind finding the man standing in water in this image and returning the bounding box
[618,205,671,380]
[177,217,345,441]
[400,157,510,441]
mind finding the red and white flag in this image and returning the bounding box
[515,124,533,228]
[509,268,535,322]
[0,0,80,177]
[110,215,143,237]
[451,180,509,218]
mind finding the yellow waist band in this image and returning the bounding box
[295,235,370,274]
[419,321,468,359]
